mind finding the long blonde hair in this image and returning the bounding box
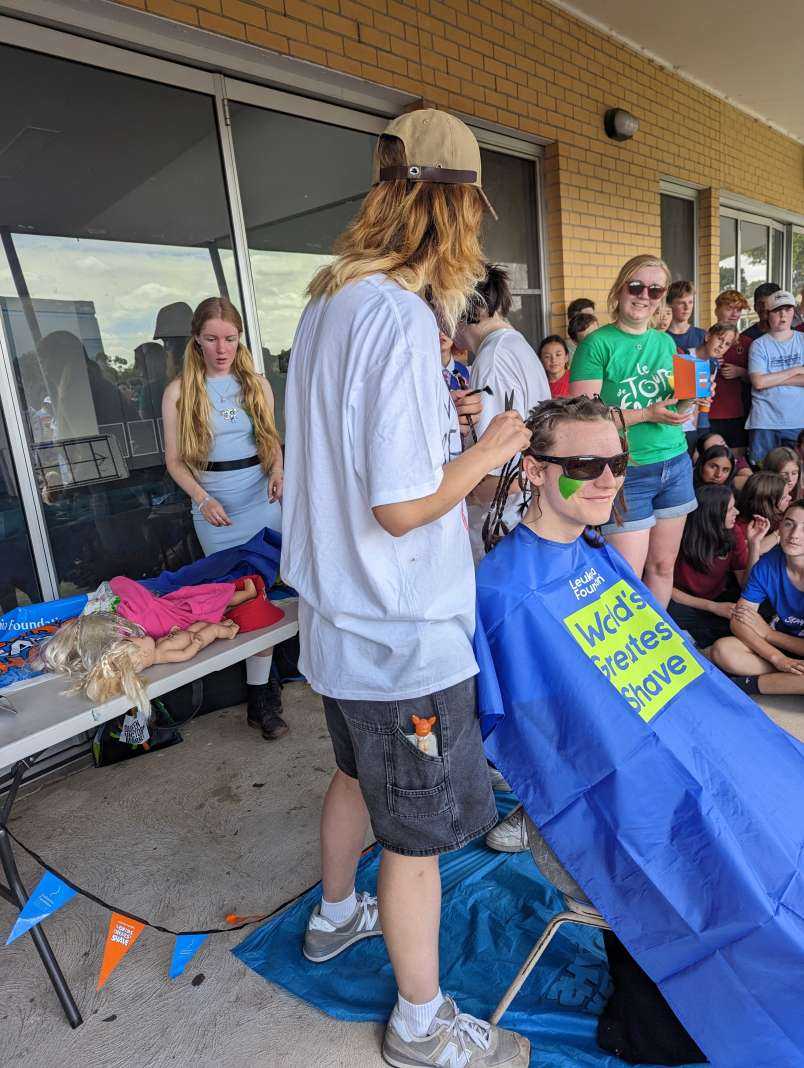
[38,614,151,719]
[175,297,278,473]
[307,136,486,333]
[607,254,671,321]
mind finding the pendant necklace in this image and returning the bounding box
[208,378,240,423]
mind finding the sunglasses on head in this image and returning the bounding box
[528,451,630,480]
[626,280,667,300]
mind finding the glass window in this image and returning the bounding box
[770,228,785,290]
[793,228,804,302]
[0,43,241,595]
[0,407,41,610]
[228,104,375,439]
[739,220,769,300]
[661,194,696,284]
[719,216,737,291]
[480,151,543,345]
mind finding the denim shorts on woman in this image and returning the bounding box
[601,449,696,534]
[322,676,498,858]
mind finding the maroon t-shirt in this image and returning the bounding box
[709,331,752,420]
[673,524,748,599]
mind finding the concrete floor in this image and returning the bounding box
[0,684,801,1068]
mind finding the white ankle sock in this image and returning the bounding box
[396,990,444,1038]
[246,653,272,686]
[320,890,357,926]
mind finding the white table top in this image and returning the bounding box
[0,600,298,769]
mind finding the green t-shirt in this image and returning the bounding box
[570,323,686,465]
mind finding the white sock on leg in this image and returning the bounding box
[320,890,357,926]
[246,653,272,686]
[396,989,445,1038]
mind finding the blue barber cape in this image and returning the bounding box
[475,523,804,1068]
[140,527,281,594]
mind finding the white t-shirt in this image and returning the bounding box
[467,327,550,561]
[280,274,477,701]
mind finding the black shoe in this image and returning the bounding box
[246,678,289,740]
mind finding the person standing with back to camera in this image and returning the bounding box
[281,109,532,1067]
[162,296,289,741]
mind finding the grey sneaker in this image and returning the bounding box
[382,995,530,1067]
[485,805,529,854]
[303,892,382,963]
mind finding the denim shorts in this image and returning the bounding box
[322,676,497,857]
[602,449,696,534]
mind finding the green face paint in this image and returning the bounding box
[559,475,584,499]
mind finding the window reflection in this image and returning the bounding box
[739,220,769,299]
[719,216,737,291]
[0,43,241,595]
[0,408,40,611]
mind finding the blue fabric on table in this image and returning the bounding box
[0,594,88,689]
[475,523,804,1068]
[233,794,699,1068]
[140,527,281,595]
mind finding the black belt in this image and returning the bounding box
[205,455,260,472]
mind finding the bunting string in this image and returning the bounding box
[5,826,379,936]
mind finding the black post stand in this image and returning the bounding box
[0,759,83,1028]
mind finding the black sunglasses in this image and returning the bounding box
[626,280,666,300]
[528,451,630,479]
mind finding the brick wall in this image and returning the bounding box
[113,0,804,331]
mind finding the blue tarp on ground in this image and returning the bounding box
[233,795,697,1068]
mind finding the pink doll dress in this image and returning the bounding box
[109,576,236,639]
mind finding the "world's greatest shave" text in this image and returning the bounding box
[564,580,703,720]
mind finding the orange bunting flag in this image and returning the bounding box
[97,913,145,990]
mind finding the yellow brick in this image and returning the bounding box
[221,0,265,26]
[146,0,198,25]
[199,10,247,36]
[246,23,289,50]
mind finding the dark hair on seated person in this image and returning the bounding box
[679,484,734,573]
[737,471,787,529]
[567,297,594,320]
[537,334,569,357]
[693,444,735,487]
[568,312,598,344]
[464,263,512,324]
[482,395,627,554]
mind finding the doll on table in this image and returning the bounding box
[38,576,257,728]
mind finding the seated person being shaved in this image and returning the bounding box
[474,396,804,1068]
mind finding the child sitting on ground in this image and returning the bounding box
[710,499,804,696]
[669,484,768,649]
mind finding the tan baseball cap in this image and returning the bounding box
[372,108,497,220]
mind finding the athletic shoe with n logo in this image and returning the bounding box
[302,892,382,963]
[382,996,531,1067]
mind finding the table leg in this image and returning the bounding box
[0,763,83,1028]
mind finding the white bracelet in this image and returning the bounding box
[198,494,211,510]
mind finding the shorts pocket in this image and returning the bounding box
[385,730,450,822]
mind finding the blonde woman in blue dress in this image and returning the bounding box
[162,296,288,739]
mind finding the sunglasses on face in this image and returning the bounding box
[626,280,667,300]
[528,451,630,479]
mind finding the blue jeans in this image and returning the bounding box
[748,429,799,466]
[602,450,696,534]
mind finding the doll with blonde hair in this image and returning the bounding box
[38,577,257,725]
